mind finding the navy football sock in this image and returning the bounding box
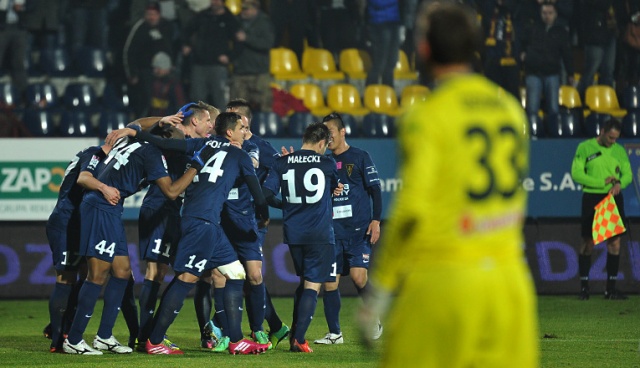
[97,276,129,339]
[194,280,212,337]
[138,279,160,342]
[247,283,266,332]
[67,281,102,345]
[293,288,318,344]
[264,286,283,332]
[120,276,139,341]
[323,289,341,334]
[213,286,228,333]
[148,278,194,345]
[49,282,73,348]
[224,279,245,342]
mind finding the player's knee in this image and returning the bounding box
[247,269,263,285]
[218,260,246,280]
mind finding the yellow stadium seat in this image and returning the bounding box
[394,50,419,82]
[326,84,370,116]
[400,85,429,109]
[289,83,333,117]
[226,0,242,15]
[270,47,309,83]
[559,85,582,109]
[364,84,402,116]
[301,48,345,81]
[339,48,371,81]
[585,85,627,118]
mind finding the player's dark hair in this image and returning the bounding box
[602,119,622,133]
[322,112,345,130]
[419,2,480,65]
[302,122,330,145]
[215,112,242,136]
[226,98,252,120]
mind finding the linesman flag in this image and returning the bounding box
[592,193,626,244]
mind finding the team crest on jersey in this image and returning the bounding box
[362,253,370,263]
[89,155,100,169]
[346,164,354,177]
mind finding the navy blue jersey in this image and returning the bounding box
[225,139,259,216]
[331,146,381,238]
[141,150,187,211]
[249,134,280,184]
[181,139,257,224]
[83,140,169,213]
[49,146,103,219]
[263,149,339,245]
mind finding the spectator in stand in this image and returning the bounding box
[521,2,573,117]
[365,0,404,87]
[269,0,319,61]
[480,0,522,99]
[318,0,361,59]
[182,0,240,113]
[148,52,186,116]
[124,1,175,118]
[23,0,62,51]
[0,0,27,101]
[577,0,618,97]
[616,0,640,88]
[67,0,109,55]
[230,0,275,113]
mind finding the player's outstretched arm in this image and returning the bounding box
[246,175,270,228]
[262,187,282,209]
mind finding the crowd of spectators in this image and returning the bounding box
[0,0,639,137]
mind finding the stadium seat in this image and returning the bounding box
[0,83,19,107]
[559,85,582,109]
[527,113,545,138]
[102,83,131,111]
[23,109,57,136]
[59,110,95,137]
[585,85,627,118]
[289,83,332,117]
[25,82,59,109]
[252,111,284,137]
[338,48,370,94]
[621,85,640,111]
[270,48,309,84]
[339,48,370,80]
[287,112,314,137]
[364,84,402,117]
[394,50,419,82]
[583,112,611,137]
[39,47,73,77]
[622,111,640,137]
[544,112,583,138]
[226,0,242,15]
[63,83,98,111]
[362,113,394,137]
[326,84,370,116]
[302,48,345,82]
[74,46,106,77]
[98,110,129,137]
[400,84,429,109]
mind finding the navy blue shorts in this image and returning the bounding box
[174,216,238,276]
[46,212,84,272]
[335,230,372,276]
[222,211,262,262]
[288,243,336,283]
[79,202,129,262]
[138,206,181,264]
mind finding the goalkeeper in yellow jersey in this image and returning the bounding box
[571,119,631,300]
[358,2,539,367]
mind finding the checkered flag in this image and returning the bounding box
[592,193,626,244]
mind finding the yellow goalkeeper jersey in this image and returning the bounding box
[374,73,530,292]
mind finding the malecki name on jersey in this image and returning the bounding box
[287,155,321,164]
